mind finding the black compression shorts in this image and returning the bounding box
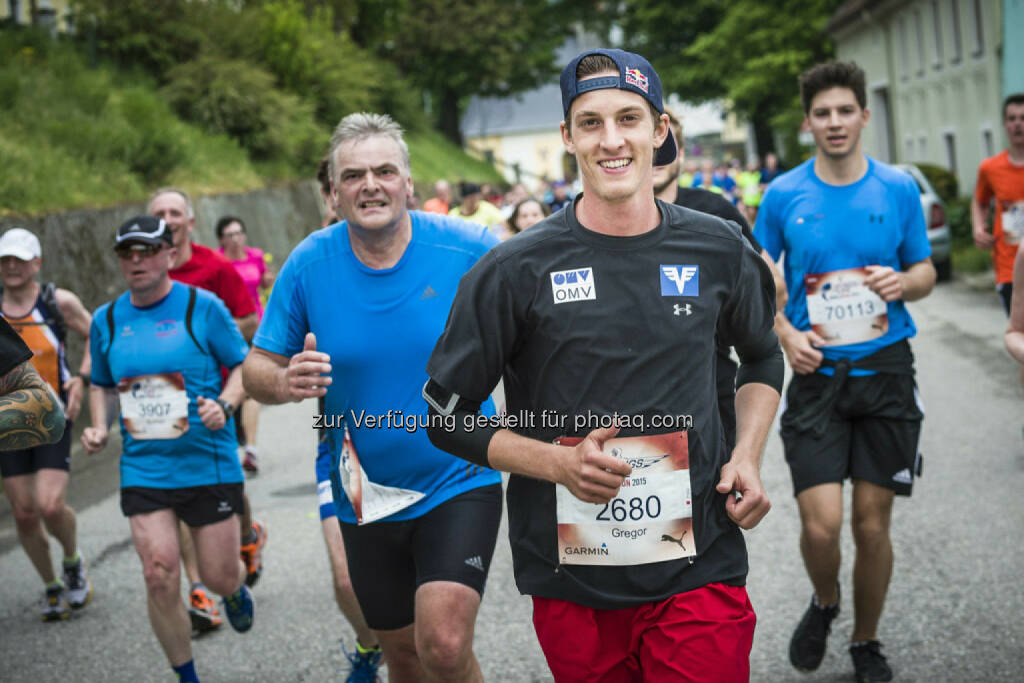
[0,419,73,477]
[339,483,502,631]
[780,372,923,496]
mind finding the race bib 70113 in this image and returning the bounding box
[805,267,888,346]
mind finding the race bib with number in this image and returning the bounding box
[553,431,694,566]
[805,267,888,346]
[1001,200,1024,245]
[117,373,189,440]
[337,425,425,525]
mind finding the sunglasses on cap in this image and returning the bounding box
[115,243,164,259]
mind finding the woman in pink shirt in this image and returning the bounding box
[218,216,275,473]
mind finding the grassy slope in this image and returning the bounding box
[0,41,501,217]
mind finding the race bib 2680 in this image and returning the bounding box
[553,431,694,566]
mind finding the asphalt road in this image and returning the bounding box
[1,277,1022,682]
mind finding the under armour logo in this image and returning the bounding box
[673,304,692,316]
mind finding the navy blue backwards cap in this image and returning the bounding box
[560,48,677,166]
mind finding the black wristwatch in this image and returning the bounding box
[216,398,236,419]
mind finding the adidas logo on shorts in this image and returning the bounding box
[892,468,913,485]
[464,556,485,572]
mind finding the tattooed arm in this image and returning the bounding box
[0,360,67,450]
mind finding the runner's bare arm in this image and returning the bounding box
[234,313,258,343]
[56,287,93,421]
[971,196,995,250]
[197,364,246,431]
[487,426,630,504]
[718,382,778,529]
[242,333,331,404]
[0,360,66,450]
[773,309,825,375]
[1006,248,1024,365]
[761,249,788,312]
[863,258,935,303]
[81,384,112,454]
[423,380,630,504]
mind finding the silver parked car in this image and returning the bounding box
[895,163,952,281]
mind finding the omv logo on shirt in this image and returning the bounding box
[660,266,699,296]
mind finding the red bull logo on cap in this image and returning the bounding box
[625,67,649,93]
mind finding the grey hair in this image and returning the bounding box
[328,113,410,182]
[147,187,195,219]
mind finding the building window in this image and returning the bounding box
[899,17,910,80]
[906,136,915,160]
[970,0,984,56]
[919,135,928,160]
[950,0,962,63]
[931,1,944,67]
[944,133,958,176]
[983,129,994,157]
[914,9,926,76]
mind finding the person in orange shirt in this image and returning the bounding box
[0,227,95,621]
[973,93,1024,315]
[422,179,451,214]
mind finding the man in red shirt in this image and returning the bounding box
[148,188,266,635]
[973,93,1024,315]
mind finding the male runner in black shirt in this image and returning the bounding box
[425,49,783,680]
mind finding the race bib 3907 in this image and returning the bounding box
[117,373,189,440]
[553,431,694,566]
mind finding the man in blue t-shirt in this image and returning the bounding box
[81,215,255,683]
[755,62,935,683]
[243,112,502,683]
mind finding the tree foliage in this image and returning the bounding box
[372,0,572,144]
[610,0,840,161]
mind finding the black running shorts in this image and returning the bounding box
[120,483,244,527]
[339,483,502,631]
[780,372,923,496]
[0,419,73,477]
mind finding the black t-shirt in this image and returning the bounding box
[0,317,32,377]
[674,187,764,448]
[427,196,778,609]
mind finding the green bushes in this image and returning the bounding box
[914,162,959,203]
[162,57,325,168]
[0,28,259,215]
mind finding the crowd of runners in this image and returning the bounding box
[1,46,1023,683]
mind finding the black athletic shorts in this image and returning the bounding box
[0,419,73,477]
[340,483,502,631]
[780,372,923,497]
[120,483,244,527]
[997,282,1013,317]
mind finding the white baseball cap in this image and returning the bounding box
[0,228,42,261]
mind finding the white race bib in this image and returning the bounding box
[117,373,189,440]
[337,426,425,524]
[805,267,888,346]
[1001,201,1024,245]
[554,432,695,566]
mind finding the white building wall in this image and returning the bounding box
[834,0,1003,194]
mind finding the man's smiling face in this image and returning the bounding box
[561,72,668,204]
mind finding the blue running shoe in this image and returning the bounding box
[221,584,254,633]
[343,640,383,683]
